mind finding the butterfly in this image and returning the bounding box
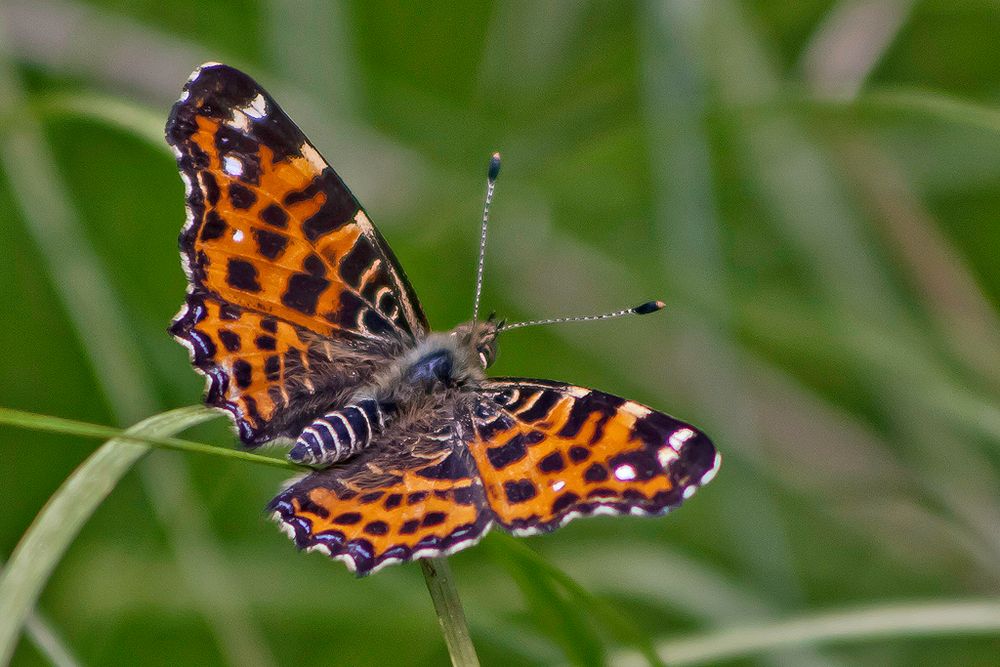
[166,63,720,576]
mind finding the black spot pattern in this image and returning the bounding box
[200,171,220,205]
[486,433,528,469]
[503,479,538,504]
[254,334,276,350]
[584,462,608,482]
[226,259,261,292]
[364,521,388,536]
[552,492,580,514]
[537,451,565,473]
[233,359,252,388]
[281,253,329,315]
[518,389,560,422]
[200,210,227,241]
[422,512,446,527]
[217,329,241,352]
[252,228,288,259]
[259,203,288,228]
[263,355,280,380]
[228,182,257,209]
[333,512,362,525]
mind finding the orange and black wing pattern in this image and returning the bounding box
[469,379,719,534]
[268,421,493,575]
[167,63,427,444]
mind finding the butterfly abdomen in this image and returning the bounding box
[289,398,390,466]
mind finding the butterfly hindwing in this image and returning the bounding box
[170,290,400,445]
[469,378,719,534]
[167,63,428,444]
[268,417,494,575]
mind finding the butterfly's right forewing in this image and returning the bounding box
[468,378,719,535]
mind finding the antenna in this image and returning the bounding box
[472,152,501,322]
[500,300,666,332]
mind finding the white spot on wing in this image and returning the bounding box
[223,156,243,177]
[300,142,327,171]
[232,229,244,242]
[657,445,679,468]
[551,480,566,492]
[669,427,695,451]
[700,453,722,484]
[614,464,637,481]
[226,111,250,132]
[243,93,267,119]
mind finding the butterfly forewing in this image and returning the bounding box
[167,63,427,444]
[470,379,719,534]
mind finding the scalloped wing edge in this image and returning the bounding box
[267,495,495,576]
[169,290,260,443]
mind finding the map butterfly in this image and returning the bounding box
[167,63,720,575]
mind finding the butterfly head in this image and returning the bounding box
[452,317,501,371]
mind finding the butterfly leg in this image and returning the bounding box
[289,398,390,466]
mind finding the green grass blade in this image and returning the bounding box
[0,406,217,664]
[420,558,481,667]
[22,611,80,667]
[637,599,1000,666]
[490,535,663,666]
[0,406,302,472]
[498,546,604,666]
[853,88,1000,135]
[32,91,168,152]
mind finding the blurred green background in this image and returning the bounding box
[1,1,999,665]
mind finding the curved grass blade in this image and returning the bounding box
[32,91,167,150]
[0,406,217,665]
[0,406,302,472]
[489,534,663,667]
[621,599,1000,666]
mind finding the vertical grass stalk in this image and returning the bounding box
[420,558,480,667]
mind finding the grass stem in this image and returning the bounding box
[420,558,480,667]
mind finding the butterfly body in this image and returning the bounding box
[289,321,498,466]
[167,63,719,575]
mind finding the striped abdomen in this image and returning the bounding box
[289,398,389,466]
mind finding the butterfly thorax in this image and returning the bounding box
[288,320,498,467]
[357,319,496,408]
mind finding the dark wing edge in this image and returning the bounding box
[169,289,256,442]
[475,378,721,537]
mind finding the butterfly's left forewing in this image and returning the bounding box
[469,379,719,534]
[167,63,428,444]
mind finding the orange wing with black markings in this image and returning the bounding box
[167,63,426,444]
[268,420,493,575]
[469,379,719,534]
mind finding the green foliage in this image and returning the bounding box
[1,1,998,665]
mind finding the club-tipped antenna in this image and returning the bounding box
[500,300,666,332]
[472,152,501,322]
